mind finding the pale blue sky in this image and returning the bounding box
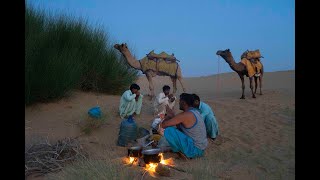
[27,0,295,77]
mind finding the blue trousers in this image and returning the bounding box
[204,115,219,139]
[164,127,204,158]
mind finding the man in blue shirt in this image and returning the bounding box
[192,94,219,139]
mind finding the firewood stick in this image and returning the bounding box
[141,170,148,180]
[161,164,186,172]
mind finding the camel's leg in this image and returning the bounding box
[259,76,263,95]
[240,75,245,99]
[176,66,186,92]
[254,76,258,94]
[146,74,155,98]
[170,76,177,94]
[249,77,256,98]
[177,76,186,92]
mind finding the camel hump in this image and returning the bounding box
[146,50,178,62]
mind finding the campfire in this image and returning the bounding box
[145,153,174,176]
[124,152,175,177]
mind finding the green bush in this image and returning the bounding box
[25,6,138,105]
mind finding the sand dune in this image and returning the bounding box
[25,70,295,179]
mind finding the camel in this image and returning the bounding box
[216,49,263,99]
[114,43,186,98]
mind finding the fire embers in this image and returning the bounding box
[124,154,145,167]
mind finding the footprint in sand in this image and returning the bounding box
[257,165,268,173]
[213,136,231,146]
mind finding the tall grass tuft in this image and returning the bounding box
[25,5,138,105]
[47,157,138,180]
[78,112,110,135]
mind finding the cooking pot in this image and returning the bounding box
[128,146,142,157]
[142,148,162,164]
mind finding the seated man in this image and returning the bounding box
[158,93,208,158]
[119,83,143,119]
[192,94,219,139]
[153,85,176,116]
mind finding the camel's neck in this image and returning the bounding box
[221,55,241,72]
[120,49,141,70]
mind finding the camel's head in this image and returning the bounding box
[114,43,129,52]
[216,49,233,63]
[216,49,231,57]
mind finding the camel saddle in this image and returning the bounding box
[146,50,180,63]
[139,51,179,77]
[241,49,263,60]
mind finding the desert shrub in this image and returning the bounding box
[25,5,138,105]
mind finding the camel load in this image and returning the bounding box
[140,50,180,77]
[240,49,264,78]
[241,49,263,59]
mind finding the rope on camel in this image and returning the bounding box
[217,56,221,96]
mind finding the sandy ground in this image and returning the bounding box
[25,70,295,179]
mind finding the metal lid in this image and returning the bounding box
[129,146,141,150]
[141,148,161,155]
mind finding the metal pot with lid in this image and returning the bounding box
[141,148,162,164]
[128,146,142,158]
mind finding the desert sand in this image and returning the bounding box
[25,70,295,179]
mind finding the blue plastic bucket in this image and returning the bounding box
[88,106,102,119]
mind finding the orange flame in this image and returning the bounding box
[122,153,175,177]
[145,163,158,177]
[146,163,157,172]
[129,157,135,164]
[144,153,175,177]
[123,157,137,165]
[159,153,174,166]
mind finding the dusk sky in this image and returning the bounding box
[27,0,295,77]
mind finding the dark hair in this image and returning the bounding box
[130,83,140,90]
[179,93,194,106]
[162,85,170,92]
[192,94,200,101]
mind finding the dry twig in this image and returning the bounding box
[25,137,86,177]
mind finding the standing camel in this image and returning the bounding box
[216,49,263,99]
[114,43,186,98]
